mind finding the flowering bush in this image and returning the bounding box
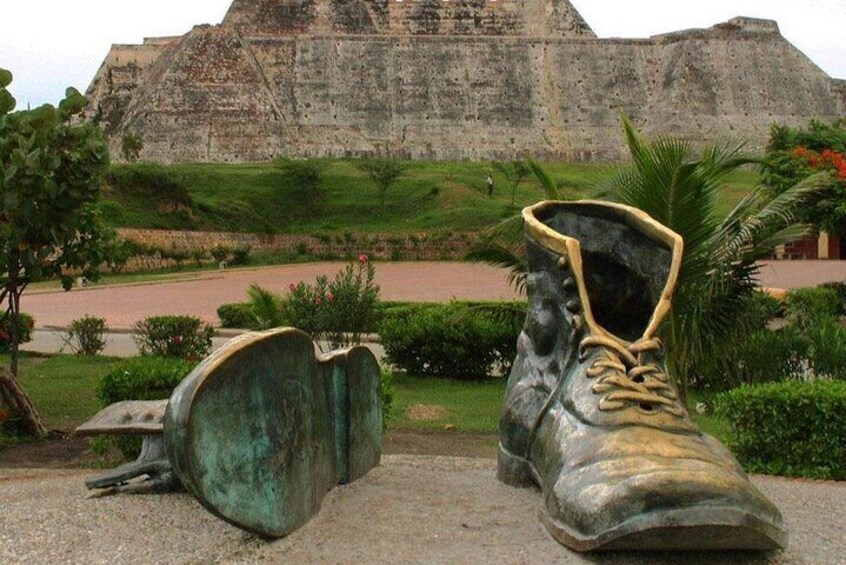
[0,313,35,353]
[763,120,846,233]
[284,255,380,349]
[132,315,214,361]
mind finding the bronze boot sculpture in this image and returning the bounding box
[498,200,787,552]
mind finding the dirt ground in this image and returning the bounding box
[0,429,498,469]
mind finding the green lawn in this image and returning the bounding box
[391,372,730,444]
[0,353,730,450]
[100,160,759,236]
[1,353,120,432]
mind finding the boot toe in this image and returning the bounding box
[541,441,787,551]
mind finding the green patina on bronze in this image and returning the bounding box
[164,328,382,538]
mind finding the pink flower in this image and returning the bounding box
[315,298,322,306]
[326,292,334,301]
[289,283,297,292]
[358,254,369,264]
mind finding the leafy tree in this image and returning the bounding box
[602,116,830,395]
[120,132,143,163]
[276,157,328,208]
[0,69,111,436]
[493,160,530,205]
[356,157,408,213]
[762,120,846,234]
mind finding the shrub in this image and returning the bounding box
[820,281,846,315]
[106,164,191,211]
[132,315,214,361]
[217,303,260,329]
[210,245,231,264]
[806,318,846,379]
[62,315,107,355]
[284,255,380,349]
[276,157,328,207]
[0,313,34,353]
[785,286,840,330]
[715,380,846,479]
[378,301,524,380]
[230,245,252,266]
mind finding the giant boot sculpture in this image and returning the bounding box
[499,200,787,552]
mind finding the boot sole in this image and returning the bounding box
[498,444,787,552]
[165,328,382,538]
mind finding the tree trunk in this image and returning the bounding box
[0,366,47,436]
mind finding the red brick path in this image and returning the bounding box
[21,260,846,329]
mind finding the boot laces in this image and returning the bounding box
[579,335,685,417]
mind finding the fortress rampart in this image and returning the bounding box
[83,1,845,163]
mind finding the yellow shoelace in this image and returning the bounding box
[579,335,685,417]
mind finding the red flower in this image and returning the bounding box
[315,298,322,306]
[358,254,369,264]
[0,409,8,422]
[326,292,334,301]
[289,283,297,292]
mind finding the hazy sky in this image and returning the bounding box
[1,0,844,109]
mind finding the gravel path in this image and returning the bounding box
[0,456,843,564]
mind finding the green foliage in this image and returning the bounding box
[97,356,194,407]
[0,313,33,352]
[356,158,408,213]
[602,115,826,394]
[492,160,530,205]
[820,281,846,315]
[230,245,251,266]
[378,301,524,380]
[785,286,840,330]
[805,318,846,380]
[131,315,214,361]
[120,132,143,163]
[282,255,380,349]
[62,315,107,356]
[276,157,328,207]
[762,120,845,233]
[695,326,809,391]
[105,164,192,213]
[210,244,231,263]
[217,302,259,329]
[715,380,846,480]
[246,284,284,329]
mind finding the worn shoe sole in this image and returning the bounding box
[165,328,382,538]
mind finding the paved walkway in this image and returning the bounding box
[0,456,842,564]
[19,260,846,331]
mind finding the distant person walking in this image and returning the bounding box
[486,174,494,198]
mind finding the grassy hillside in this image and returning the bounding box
[100,160,759,235]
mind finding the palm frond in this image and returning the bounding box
[466,241,527,293]
[247,283,284,329]
[525,157,561,200]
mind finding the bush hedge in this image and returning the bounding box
[132,315,214,361]
[378,301,524,380]
[715,380,846,480]
[785,286,840,330]
[217,303,259,329]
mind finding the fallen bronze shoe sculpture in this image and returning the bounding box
[498,200,787,552]
[77,328,382,538]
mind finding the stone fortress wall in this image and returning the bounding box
[84,0,846,163]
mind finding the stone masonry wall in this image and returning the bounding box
[85,1,846,163]
[117,228,477,265]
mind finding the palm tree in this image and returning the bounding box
[600,117,831,393]
[470,117,831,394]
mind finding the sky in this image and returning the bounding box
[1,0,844,109]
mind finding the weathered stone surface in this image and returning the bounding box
[84,2,846,163]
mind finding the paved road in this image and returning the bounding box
[19,260,846,331]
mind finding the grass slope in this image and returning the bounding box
[101,160,758,235]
